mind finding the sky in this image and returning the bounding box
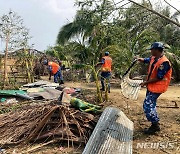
[0,0,77,51]
[0,0,180,51]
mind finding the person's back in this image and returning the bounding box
[99,51,112,93]
[101,56,112,72]
[48,62,60,75]
[43,60,64,84]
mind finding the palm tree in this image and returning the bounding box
[57,9,99,45]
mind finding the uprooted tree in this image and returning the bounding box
[0,10,32,87]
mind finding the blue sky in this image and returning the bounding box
[0,0,179,51]
[0,0,77,51]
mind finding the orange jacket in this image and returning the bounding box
[147,55,172,93]
[102,56,112,72]
[48,62,60,75]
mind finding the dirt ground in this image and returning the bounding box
[3,80,180,154]
[65,81,180,154]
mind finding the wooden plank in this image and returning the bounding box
[83,107,133,154]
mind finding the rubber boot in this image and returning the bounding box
[144,122,160,135]
[108,85,110,93]
[100,80,105,91]
[59,80,64,85]
[100,88,105,91]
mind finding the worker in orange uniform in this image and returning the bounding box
[97,51,112,93]
[138,42,172,135]
[44,59,64,84]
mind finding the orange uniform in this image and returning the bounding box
[147,55,172,93]
[48,62,60,75]
[101,56,112,72]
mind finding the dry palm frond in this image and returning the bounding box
[0,102,98,147]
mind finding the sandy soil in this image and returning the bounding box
[4,80,180,154]
[64,81,180,154]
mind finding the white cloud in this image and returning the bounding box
[33,0,77,16]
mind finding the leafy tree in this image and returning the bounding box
[55,0,180,81]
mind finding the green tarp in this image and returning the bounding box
[0,90,27,96]
[0,90,32,101]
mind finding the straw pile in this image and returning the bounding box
[0,101,98,147]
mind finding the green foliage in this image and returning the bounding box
[54,0,180,81]
[165,51,180,81]
[46,46,66,60]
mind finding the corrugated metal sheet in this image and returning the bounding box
[83,107,133,154]
[121,74,143,100]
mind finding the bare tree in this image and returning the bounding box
[0,10,31,86]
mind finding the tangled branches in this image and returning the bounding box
[0,102,98,147]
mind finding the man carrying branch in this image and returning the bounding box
[138,42,172,135]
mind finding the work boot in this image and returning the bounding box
[100,88,105,91]
[59,80,64,85]
[144,122,160,135]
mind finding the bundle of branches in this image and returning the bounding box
[0,102,98,147]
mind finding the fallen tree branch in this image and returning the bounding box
[23,139,57,154]
[164,0,180,14]
[128,0,180,27]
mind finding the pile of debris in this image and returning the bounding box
[0,101,98,147]
[0,80,81,104]
[0,80,102,153]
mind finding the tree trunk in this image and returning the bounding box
[3,33,10,87]
[0,56,2,70]
[29,59,34,83]
[25,59,31,83]
[92,67,103,104]
[24,49,34,83]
